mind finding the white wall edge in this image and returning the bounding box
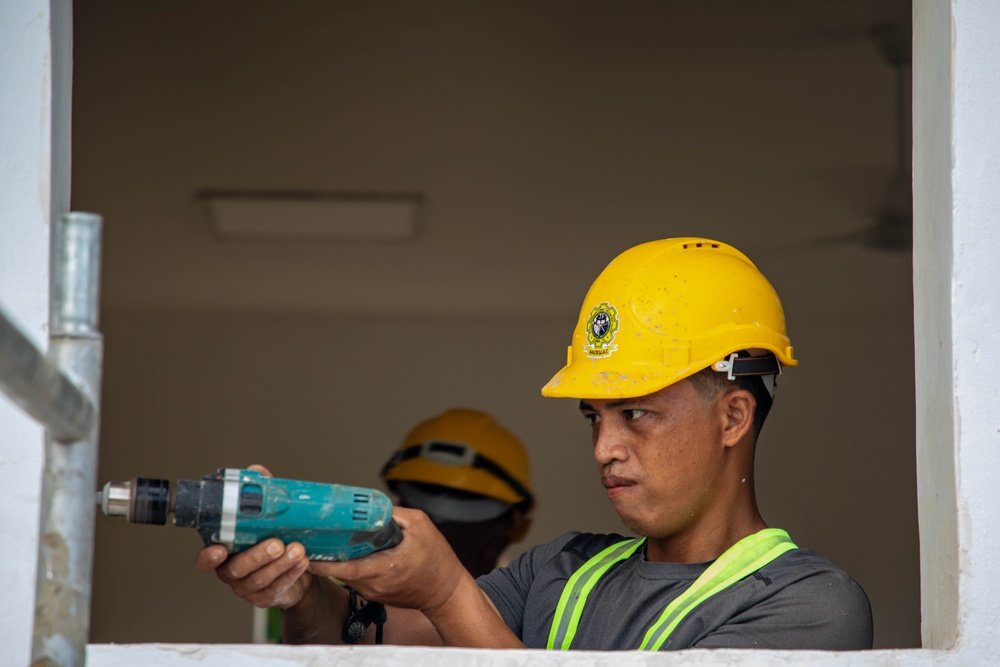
[86,643,956,667]
[0,0,67,663]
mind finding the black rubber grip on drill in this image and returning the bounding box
[173,478,223,547]
[131,478,171,525]
[349,519,403,553]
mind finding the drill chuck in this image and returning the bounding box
[97,477,171,525]
[96,468,402,561]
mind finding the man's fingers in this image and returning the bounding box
[307,550,386,585]
[308,547,400,601]
[309,508,439,589]
[247,464,273,477]
[391,506,427,529]
[235,543,308,593]
[216,539,287,580]
[308,558,357,582]
[194,544,230,573]
[260,560,311,609]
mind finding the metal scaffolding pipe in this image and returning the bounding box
[0,310,95,443]
[31,212,104,667]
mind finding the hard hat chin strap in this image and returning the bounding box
[761,373,776,399]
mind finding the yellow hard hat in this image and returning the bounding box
[542,238,797,399]
[381,408,534,510]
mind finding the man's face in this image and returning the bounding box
[578,379,729,540]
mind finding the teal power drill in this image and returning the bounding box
[96,468,403,561]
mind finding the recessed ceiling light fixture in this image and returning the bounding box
[200,190,421,241]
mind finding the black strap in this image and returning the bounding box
[382,442,534,508]
[342,588,387,644]
[727,353,780,377]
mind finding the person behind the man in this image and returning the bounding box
[197,237,873,650]
[381,408,534,577]
[261,408,533,642]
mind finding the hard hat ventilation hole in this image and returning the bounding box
[681,242,721,250]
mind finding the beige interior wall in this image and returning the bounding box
[76,0,918,649]
[90,307,918,648]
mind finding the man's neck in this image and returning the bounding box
[644,504,767,564]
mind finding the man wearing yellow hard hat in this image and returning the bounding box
[198,238,872,650]
[381,408,533,577]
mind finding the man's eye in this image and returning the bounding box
[583,413,601,425]
[624,409,647,420]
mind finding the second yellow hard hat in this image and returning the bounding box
[381,408,533,509]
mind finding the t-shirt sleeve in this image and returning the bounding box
[692,560,874,650]
[476,532,581,639]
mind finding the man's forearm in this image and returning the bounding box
[280,576,350,644]
[281,576,446,646]
[305,507,520,648]
[422,576,525,649]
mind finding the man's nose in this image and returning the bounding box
[593,422,629,465]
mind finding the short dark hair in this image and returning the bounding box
[686,364,775,439]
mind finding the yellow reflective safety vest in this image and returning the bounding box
[546,528,797,651]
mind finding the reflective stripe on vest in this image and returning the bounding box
[546,528,797,651]
[546,537,645,650]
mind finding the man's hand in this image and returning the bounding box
[310,507,463,613]
[311,507,524,648]
[193,464,312,609]
[195,538,312,609]
[193,464,354,644]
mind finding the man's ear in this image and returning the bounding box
[720,387,756,448]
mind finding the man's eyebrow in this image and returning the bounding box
[579,399,631,412]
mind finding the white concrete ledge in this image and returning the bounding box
[86,644,954,667]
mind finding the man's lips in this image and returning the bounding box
[602,475,636,497]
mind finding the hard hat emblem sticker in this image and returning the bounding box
[584,302,620,358]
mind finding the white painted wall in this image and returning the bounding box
[0,1,71,664]
[912,0,957,650]
[940,0,1000,657]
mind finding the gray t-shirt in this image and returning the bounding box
[477,531,873,650]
